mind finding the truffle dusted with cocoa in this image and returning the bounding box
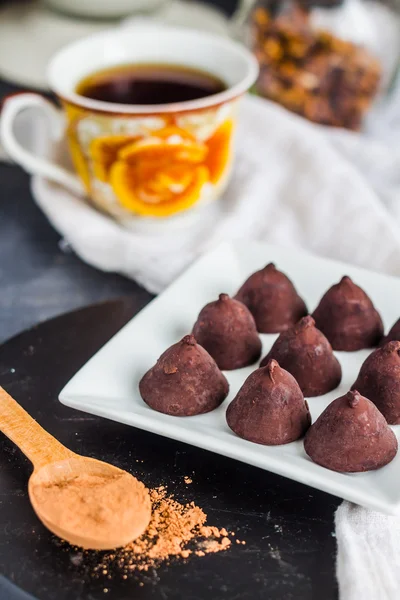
[380,318,400,347]
[260,316,341,396]
[304,391,398,472]
[352,341,400,425]
[139,335,229,416]
[235,263,307,333]
[312,276,383,351]
[193,294,262,370]
[226,359,311,445]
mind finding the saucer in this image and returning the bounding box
[0,0,230,91]
[0,1,109,90]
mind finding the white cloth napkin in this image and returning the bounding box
[30,93,400,294]
[336,503,400,599]
[5,88,400,600]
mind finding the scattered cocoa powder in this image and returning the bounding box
[54,476,243,585]
[198,537,231,554]
[86,485,238,579]
[198,525,223,538]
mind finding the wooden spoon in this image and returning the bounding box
[0,387,151,550]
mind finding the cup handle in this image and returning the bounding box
[0,93,85,196]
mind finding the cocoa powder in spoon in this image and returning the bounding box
[31,471,151,547]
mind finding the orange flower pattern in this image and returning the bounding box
[66,110,234,218]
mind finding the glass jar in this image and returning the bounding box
[237,0,400,130]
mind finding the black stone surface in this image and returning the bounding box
[0,298,339,600]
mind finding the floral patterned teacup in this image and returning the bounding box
[1,26,258,222]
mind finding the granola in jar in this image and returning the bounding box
[249,0,382,130]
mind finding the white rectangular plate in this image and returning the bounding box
[59,242,400,514]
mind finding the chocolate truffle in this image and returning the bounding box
[226,359,311,445]
[304,391,398,472]
[260,316,341,396]
[380,318,400,347]
[192,294,262,370]
[139,335,229,416]
[352,341,400,424]
[235,263,307,333]
[312,276,383,351]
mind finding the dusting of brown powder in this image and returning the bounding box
[89,485,237,578]
[31,471,151,548]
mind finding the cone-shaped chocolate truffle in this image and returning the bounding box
[312,276,383,351]
[139,335,229,416]
[352,341,400,424]
[193,294,262,370]
[235,263,307,333]
[304,391,397,472]
[260,316,341,396]
[226,359,311,445]
[380,318,400,347]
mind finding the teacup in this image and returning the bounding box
[1,26,258,222]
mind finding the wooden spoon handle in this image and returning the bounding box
[0,387,74,470]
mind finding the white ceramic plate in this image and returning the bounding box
[59,241,400,514]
